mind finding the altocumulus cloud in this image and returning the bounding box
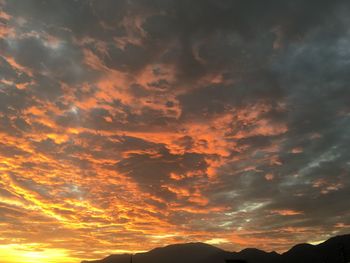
[0,0,350,260]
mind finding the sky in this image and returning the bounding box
[0,0,350,262]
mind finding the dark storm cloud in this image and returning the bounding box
[103,44,155,72]
[0,56,31,84]
[0,86,30,113]
[3,0,125,39]
[116,147,208,195]
[141,0,342,39]
[177,72,282,119]
[6,0,345,76]
[2,35,98,85]
[139,0,348,80]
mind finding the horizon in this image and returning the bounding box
[1,0,350,262]
[81,234,349,262]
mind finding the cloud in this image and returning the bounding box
[0,0,350,260]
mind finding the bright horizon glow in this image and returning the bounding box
[0,244,78,263]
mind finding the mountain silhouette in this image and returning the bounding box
[82,234,350,263]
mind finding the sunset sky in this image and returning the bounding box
[1,0,350,262]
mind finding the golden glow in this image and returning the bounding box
[0,244,78,263]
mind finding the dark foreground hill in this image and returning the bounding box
[82,234,350,263]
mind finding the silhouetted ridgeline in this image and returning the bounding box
[81,234,350,263]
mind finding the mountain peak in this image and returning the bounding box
[320,234,350,246]
[82,233,350,263]
[147,241,222,254]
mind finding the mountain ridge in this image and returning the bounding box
[82,234,350,263]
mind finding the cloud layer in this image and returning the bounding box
[0,0,350,261]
